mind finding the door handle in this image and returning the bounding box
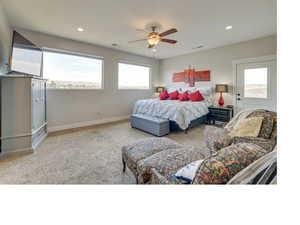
[237,98,241,101]
[236,93,240,96]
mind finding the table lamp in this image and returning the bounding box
[155,86,165,94]
[215,84,228,106]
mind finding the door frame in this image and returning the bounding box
[232,55,276,112]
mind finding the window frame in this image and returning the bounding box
[117,60,152,90]
[42,48,104,90]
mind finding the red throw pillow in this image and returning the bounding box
[189,90,205,101]
[178,91,189,101]
[168,90,179,100]
[159,91,169,100]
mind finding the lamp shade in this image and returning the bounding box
[215,84,228,93]
[155,86,165,93]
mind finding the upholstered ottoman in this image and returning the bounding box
[121,137,182,183]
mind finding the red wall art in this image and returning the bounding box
[172,69,211,87]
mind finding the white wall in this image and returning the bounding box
[159,35,277,105]
[16,29,160,131]
[2,26,276,131]
[0,2,12,74]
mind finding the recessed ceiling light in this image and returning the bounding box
[225,25,233,30]
[77,27,84,32]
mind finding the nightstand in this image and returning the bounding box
[208,106,233,125]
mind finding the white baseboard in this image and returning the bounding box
[48,115,131,133]
[0,148,34,159]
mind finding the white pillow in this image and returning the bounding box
[181,87,196,93]
[181,86,213,95]
[175,160,204,183]
[167,87,181,93]
[195,87,213,95]
[204,95,214,106]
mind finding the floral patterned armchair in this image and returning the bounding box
[204,109,277,154]
[150,142,274,184]
[122,109,277,185]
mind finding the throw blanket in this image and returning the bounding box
[224,108,265,132]
[133,98,209,130]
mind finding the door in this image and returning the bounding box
[235,58,276,112]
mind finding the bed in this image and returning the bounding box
[132,86,213,131]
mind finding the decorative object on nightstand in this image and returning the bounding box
[208,106,233,125]
[154,86,165,97]
[215,84,228,106]
[155,86,165,94]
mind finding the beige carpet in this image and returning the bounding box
[0,120,209,184]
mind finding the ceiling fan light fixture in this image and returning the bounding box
[129,26,177,49]
[147,34,160,46]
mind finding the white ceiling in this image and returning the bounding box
[1,0,276,59]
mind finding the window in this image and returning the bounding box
[118,62,151,89]
[244,67,268,98]
[43,50,103,89]
[11,46,42,76]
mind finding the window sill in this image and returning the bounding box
[117,88,152,91]
[46,88,104,91]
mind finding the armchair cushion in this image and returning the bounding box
[193,143,272,184]
[229,116,264,137]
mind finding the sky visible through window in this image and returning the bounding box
[43,51,102,89]
[244,67,268,98]
[118,63,150,89]
[11,47,42,76]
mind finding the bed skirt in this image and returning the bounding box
[170,115,208,131]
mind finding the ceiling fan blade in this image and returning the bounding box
[128,38,147,43]
[136,29,149,33]
[159,28,178,37]
[161,38,177,44]
[148,44,155,48]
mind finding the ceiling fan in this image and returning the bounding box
[129,26,178,48]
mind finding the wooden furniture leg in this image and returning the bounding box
[122,157,126,172]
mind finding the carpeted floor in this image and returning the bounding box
[0,120,209,184]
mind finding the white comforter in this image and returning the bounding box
[133,98,209,130]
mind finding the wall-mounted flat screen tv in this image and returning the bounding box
[10,31,43,76]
